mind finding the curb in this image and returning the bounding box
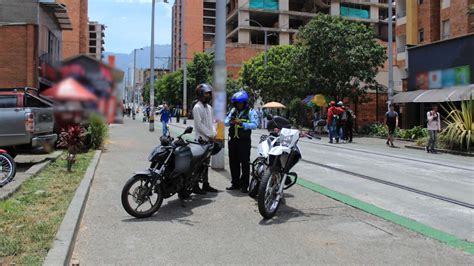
[0,151,63,201]
[43,150,102,266]
[405,145,474,157]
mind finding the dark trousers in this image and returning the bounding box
[228,138,251,188]
[345,123,353,141]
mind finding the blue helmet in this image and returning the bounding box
[231,90,249,103]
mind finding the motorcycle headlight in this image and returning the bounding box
[280,135,293,147]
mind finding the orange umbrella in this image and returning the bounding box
[262,102,286,109]
[41,78,98,102]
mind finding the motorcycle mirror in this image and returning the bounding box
[184,126,193,134]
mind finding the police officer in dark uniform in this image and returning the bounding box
[224,90,258,193]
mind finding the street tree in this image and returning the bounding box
[296,14,387,102]
[240,45,306,104]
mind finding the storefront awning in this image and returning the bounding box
[393,85,473,103]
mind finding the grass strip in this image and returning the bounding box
[296,178,474,255]
[0,151,95,265]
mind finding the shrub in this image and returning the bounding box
[57,125,86,172]
[360,123,387,137]
[442,96,473,151]
[398,126,428,140]
[87,114,108,150]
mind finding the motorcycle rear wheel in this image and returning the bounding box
[121,175,163,218]
[0,153,16,187]
[257,170,282,219]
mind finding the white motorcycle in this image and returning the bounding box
[253,116,313,219]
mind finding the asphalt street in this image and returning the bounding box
[72,118,474,264]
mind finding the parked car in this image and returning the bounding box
[0,88,57,157]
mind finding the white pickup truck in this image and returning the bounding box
[0,88,57,157]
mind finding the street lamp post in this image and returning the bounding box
[246,19,268,65]
[133,48,144,111]
[149,0,169,132]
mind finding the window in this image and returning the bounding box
[441,0,450,9]
[418,29,424,43]
[442,20,450,39]
[0,96,17,108]
[25,94,51,108]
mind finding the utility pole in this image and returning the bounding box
[133,49,137,109]
[149,0,156,131]
[246,19,267,65]
[180,0,187,118]
[183,43,188,118]
[387,0,394,108]
[211,0,227,169]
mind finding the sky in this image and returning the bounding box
[88,0,174,54]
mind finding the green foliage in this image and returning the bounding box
[360,123,388,137]
[296,14,387,102]
[57,125,87,171]
[288,98,312,127]
[441,96,473,151]
[86,114,108,150]
[240,45,306,104]
[398,126,428,140]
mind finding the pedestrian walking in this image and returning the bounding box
[426,104,441,153]
[175,105,181,123]
[345,105,356,143]
[192,83,218,193]
[327,101,345,143]
[160,104,170,136]
[385,104,399,147]
[337,102,348,143]
[225,90,258,193]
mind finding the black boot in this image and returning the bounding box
[203,182,218,193]
[192,184,206,195]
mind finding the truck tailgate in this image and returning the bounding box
[0,108,30,146]
[32,107,55,134]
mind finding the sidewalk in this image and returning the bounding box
[72,118,473,264]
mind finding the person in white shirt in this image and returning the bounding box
[192,83,218,193]
[426,104,441,153]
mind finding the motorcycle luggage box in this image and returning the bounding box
[189,143,209,164]
[174,146,192,173]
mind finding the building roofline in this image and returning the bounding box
[40,1,73,30]
[407,33,474,51]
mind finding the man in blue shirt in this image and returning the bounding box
[225,90,258,193]
[160,104,170,136]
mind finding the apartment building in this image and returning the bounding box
[88,21,105,60]
[394,0,474,128]
[0,0,72,89]
[172,0,216,71]
[225,0,395,77]
[60,0,89,59]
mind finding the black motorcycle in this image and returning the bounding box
[121,126,221,218]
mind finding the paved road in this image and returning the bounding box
[72,118,473,264]
[168,119,474,241]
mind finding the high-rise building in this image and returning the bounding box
[0,0,72,89]
[395,0,474,83]
[88,21,105,60]
[60,0,89,58]
[393,0,474,128]
[172,0,216,71]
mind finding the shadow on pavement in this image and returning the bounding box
[258,193,331,226]
[121,193,218,226]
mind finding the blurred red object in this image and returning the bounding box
[42,78,98,102]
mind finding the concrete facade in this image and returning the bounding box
[88,21,105,60]
[60,0,89,59]
[172,0,216,71]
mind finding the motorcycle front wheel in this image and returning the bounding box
[248,177,259,198]
[0,153,16,187]
[257,170,282,219]
[121,175,163,218]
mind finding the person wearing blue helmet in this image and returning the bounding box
[225,90,258,193]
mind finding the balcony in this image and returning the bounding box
[396,11,406,25]
[396,45,406,61]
